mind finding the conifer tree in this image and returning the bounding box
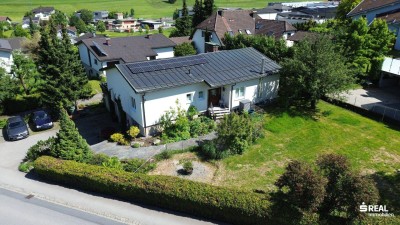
[37,19,91,116]
[51,107,92,162]
[203,0,215,17]
[192,0,204,27]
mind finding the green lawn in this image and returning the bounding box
[216,101,400,193]
[1,0,308,22]
[88,80,101,95]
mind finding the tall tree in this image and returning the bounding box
[336,0,362,21]
[96,21,106,33]
[28,17,39,37]
[11,51,40,95]
[130,8,135,17]
[182,0,189,17]
[51,107,92,162]
[279,36,354,109]
[170,0,192,37]
[12,24,29,37]
[203,0,215,17]
[75,19,87,33]
[79,9,93,24]
[192,0,204,28]
[0,68,19,114]
[37,19,92,115]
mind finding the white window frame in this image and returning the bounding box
[235,87,245,99]
[186,93,193,103]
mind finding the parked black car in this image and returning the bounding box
[30,110,53,131]
[6,116,29,141]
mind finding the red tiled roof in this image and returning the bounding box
[169,36,191,45]
[377,9,400,23]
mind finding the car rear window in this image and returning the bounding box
[9,122,22,128]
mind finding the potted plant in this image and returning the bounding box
[182,161,193,175]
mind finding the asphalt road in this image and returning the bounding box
[0,127,219,225]
[0,187,124,225]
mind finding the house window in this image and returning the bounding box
[186,93,193,102]
[235,87,245,99]
[94,59,98,65]
[131,97,136,110]
[198,91,204,99]
[149,56,156,60]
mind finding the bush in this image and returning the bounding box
[187,105,198,120]
[0,118,6,129]
[121,158,156,173]
[5,94,42,114]
[189,116,216,137]
[127,126,140,140]
[88,153,110,166]
[102,156,123,170]
[182,161,193,175]
[199,140,228,160]
[34,156,270,225]
[18,161,34,173]
[132,142,140,148]
[25,137,55,161]
[154,150,173,160]
[159,100,190,142]
[110,133,130,145]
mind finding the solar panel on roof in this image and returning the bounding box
[92,41,108,56]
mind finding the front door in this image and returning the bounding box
[208,88,221,108]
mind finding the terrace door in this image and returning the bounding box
[208,88,221,108]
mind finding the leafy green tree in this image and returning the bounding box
[12,24,29,37]
[96,21,106,33]
[28,17,39,37]
[158,26,163,34]
[138,26,143,34]
[79,9,93,24]
[11,51,40,95]
[68,14,80,27]
[86,24,96,33]
[51,108,92,162]
[170,0,192,37]
[174,42,196,56]
[75,18,87,33]
[0,68,19,113]
[0,21,9,38]
[130,8,135,17]
[52,10,68,26]
[275,160,327,213]
[279,36,354,109]
[37,19,92,115]
[336,0,362,21]
[192,0,204,28]
[144,24,150,34]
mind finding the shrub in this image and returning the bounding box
[34,156,270,225]
[110,133,124,142]
[127,126,140,140]
[88,153,110,166]
[159,100,190,142]
[154,150,173,160]
[199,140,228,160]
[275,160,327,212]
[189,116,216,137]
[18,161,34,172]
[132,142,140,148]
[25,137,55,161]
[0,118,6,129]
[102,156,123,170]
[121,158,156,173]
[182,161,193,175]
[5,94,42,114]
[187,105,198,120]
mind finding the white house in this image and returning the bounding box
[77,34,176,77]
[31,7,55,21]
[255,8,279,20]
[105,47,281,136]
[0,37,26,73]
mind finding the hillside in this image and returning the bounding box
[0,0,306,22]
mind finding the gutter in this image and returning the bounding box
[230,83,236,111]
[142,93,147,136]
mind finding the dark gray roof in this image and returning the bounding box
[81,34,176,63]
[0,37,26,52]
[32,7,55,14]
[115,47,281,93]
[255,8,279,14]
[75,33,107,43]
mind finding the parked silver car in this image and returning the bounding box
[6,116,29,141]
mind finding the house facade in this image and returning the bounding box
[77,34,176,77]
[31,7,55,21]
[105,47,281,136]
[0,37,26,73]
[348,0,400,49]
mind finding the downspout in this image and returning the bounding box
[230,83,236,112]
[142,93,147,136]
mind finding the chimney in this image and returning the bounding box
[212,45,219,52]
[261,58,266,74]
[105,38,111,46]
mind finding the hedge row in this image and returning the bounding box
[5,94,42,114]
[34,156,270,225]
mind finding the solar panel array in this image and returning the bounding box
[127,55,208,74]
[92,41,108,56]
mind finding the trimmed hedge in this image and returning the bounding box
[5,94,42,114]
[34,156,270,225]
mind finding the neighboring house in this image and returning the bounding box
[277,11,316,24]
[0,16,12,24]
[21,16,40,29]
[105,47,280,136]
[31,7,55,21]
[348,0,400,49]
[178,7,195,18]
[193,10,256,53]
[255,19,297,40]
[115,18,138,31]
[74,32,106,43]
[266,3,292,13]
[286,30,319,46]
[77,34,176,77]
[139,20,163,30]
[380,57,400,87]
[0,37,26,73]
[57,26,78,43]
[93,11,109,21]
[255,8,279,20]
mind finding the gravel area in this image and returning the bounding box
[91,132,217,160]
